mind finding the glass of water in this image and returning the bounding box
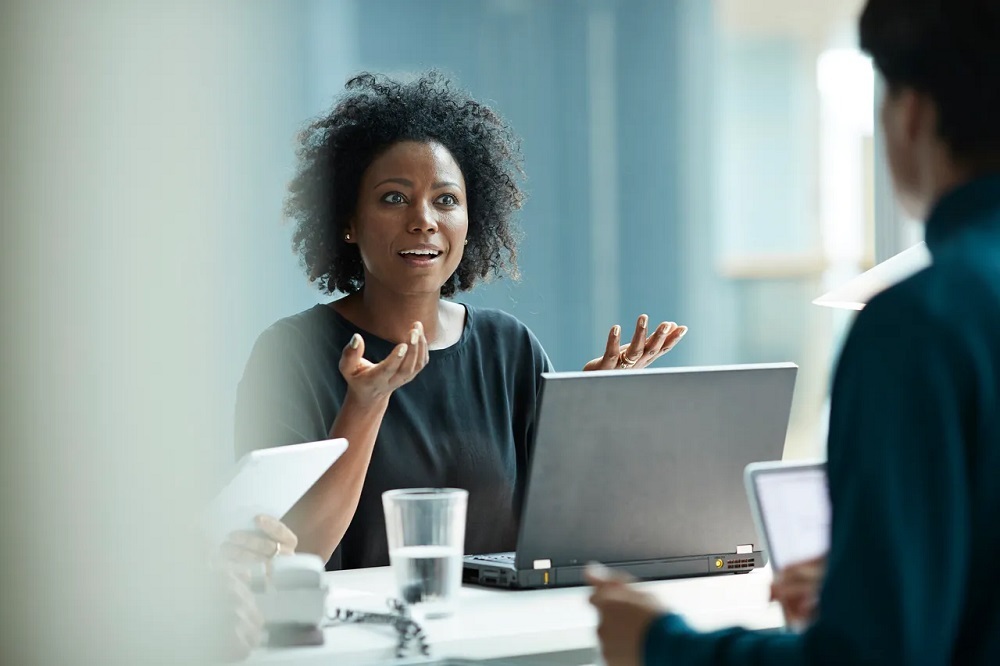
[382,488,468,618]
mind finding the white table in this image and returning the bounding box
[250,566,783,665]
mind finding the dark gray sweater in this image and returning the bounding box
[235,303,552,570]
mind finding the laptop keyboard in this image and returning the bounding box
[468,551,515,563]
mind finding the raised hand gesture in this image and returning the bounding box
[584,314,687,371]
[339,321,430,405]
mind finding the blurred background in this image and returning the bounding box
[3,0,900,662]
[221,0,876,466]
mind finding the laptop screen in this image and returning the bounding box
[516,364,798,569]
[751,464,830,571]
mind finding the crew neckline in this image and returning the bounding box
[316,301,473,360]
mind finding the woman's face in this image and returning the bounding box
[348,140,469,296]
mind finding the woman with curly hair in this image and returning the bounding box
[234,72,687,570]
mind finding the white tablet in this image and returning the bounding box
[744,460,830,572]
[203,438,348,542]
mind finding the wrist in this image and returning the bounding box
[343,387,391,415]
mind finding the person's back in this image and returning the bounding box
[913,178,1000,663]
[819,173,1000,664]
[933,222,1000,662]
[834,4,1000,658]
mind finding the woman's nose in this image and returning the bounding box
[408,201,439,233]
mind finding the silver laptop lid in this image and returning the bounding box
[515,362,798,569]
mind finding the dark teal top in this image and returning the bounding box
[645,173,1000,666]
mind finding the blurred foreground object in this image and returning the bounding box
[813,242,931,310]
[254,554,328,648]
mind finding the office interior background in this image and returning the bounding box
[2,0,916,662]
[223,0,887,470]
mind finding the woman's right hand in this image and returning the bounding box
[339,321,429,405]
[220,514,299,566]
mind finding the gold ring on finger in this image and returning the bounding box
[618,350,640,369]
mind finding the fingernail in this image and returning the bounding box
[350,333,361,349]
[585,561,611,578]
[410,329,418,345]
[612,325,620,337]
[639,314,648,328]
[397,344,408,358]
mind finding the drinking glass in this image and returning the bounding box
[382,488,468,618]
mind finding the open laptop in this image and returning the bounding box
[744,460,830,573]
[463,362,798,589]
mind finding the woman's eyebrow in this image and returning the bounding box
[373,177,412,189]
[372,177,462,190]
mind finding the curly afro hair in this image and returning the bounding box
[284,71,526,297]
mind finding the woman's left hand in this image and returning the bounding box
[584,314,687,371]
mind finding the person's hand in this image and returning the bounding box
[586,564,667,666]
[584,314,687,371]
[215,564,265,662]
[221,514,299,566]
[339,321,429,405]
[770,556,826,628]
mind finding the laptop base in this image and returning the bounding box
[462,551,764,589]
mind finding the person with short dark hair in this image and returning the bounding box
[236,72,687,571]
[589,1,1000,664]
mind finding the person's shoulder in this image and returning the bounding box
[856,267,949,340]
[251,304,338,355]
[865,248,996,328]
[850,253,996,365]
[465,305,533,335]
[269,303,333,331]
[263,303,335,336]
[464,305,549,358]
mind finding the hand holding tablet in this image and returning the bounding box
[745,461,830,631]
[203,438,348,546]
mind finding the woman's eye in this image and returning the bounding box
[381,192,406,204]
[437,194,458,206]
